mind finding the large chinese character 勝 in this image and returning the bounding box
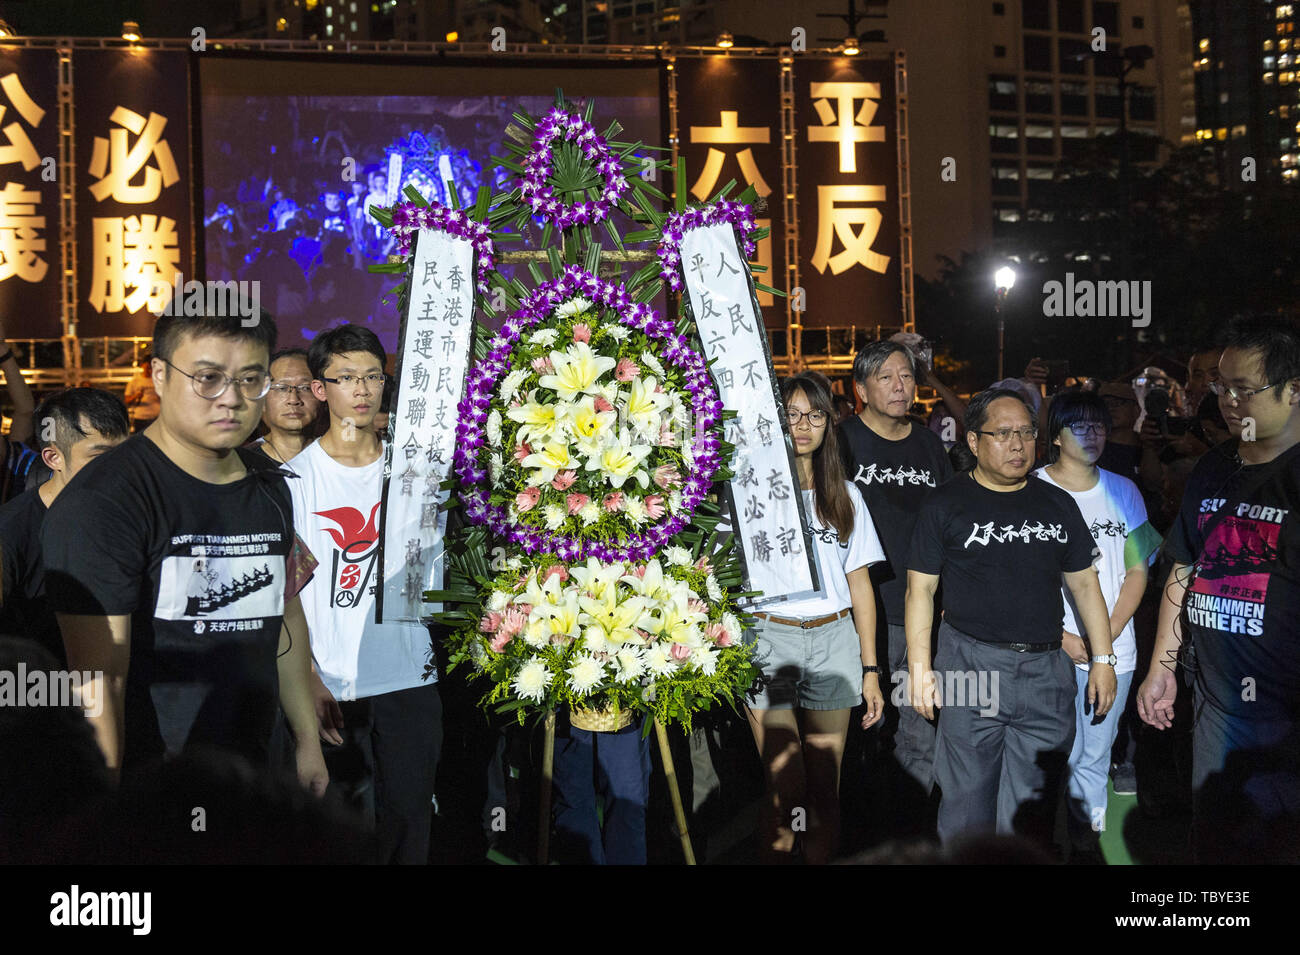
[88,214,181,313]
[688,110,772,201]
[807,82,884,175]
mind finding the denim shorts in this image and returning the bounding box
[746,611,863,711]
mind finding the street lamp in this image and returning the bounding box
[994,266,1016,380]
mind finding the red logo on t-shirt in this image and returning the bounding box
[314,503,381,559]
[313,502,382,608]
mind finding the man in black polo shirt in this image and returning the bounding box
[1138,315,1300,863]
[906,388,1117,846]
[0,388,129,663]
[838,341,952,804]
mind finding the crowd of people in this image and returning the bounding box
[0,307,1296,866]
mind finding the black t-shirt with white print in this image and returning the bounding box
[908,471,1095,645]
[42,435,294,768]
[838,415,953,624]
[1166,440,1300,722]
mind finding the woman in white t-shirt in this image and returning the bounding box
[1035,390,1161,861]
[746,372,886,864]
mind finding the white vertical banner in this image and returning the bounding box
[376,227,475,623]
[679,222,817,600]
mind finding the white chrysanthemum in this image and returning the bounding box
[555,297,592,319]
[512,659,554,703]
[506,556,524,572]
[670,395,689,428]
[566,654,607,696]
[486,409,502,445]
[501,369,528,401]
[527,327,560,347]
[523,618,550,648]
[644,643,678,676]
[668,490,683,514]
[664,545,692,567]
[691,644,719,675]
[487,590,510,613]
[641,350,667,380]
[605,325,631,342]
[622,495,647,524]
[722,612,742,644]
[489,451,503,483]
[578,499,602,524]
[706,574,723,602]
[543,504,566,531]
[614,647,646,683]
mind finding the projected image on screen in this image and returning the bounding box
[201,76,660,354]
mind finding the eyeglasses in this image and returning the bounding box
[976,426,1038,443]
[1067,422,1108,438]
[268,382,315,396]
[320,373,387,390]
[786,408,828,428]
[1208,380,1280,403]
[162,358,270,400]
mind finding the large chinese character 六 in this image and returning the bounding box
[88,107,180,204]
[688,111,772,200]
[0,73,46,171]
[807,82,884,174]
[89,214,180,313]
[810,185,890,276]
[0,182,46,282]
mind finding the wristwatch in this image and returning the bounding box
[861,664,882,675]
[1090,653,1118,667]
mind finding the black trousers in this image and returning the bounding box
[326,682,443,864]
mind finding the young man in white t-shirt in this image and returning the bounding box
[1035,390,1161,861]
[292,324,441,864]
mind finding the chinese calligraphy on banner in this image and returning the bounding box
[75,50,191,338]
[0,48,60,339]
[675,56,782,319]
[680,222,816,600]
[796,58,901,328]
[376,227,475,623]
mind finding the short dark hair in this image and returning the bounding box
[852,340,915,386]
[34,388,130,456]
[152,311,277,365]
[965,387,1034,436]
[307,324,386,380]
[269,348,310,370]
[1218,314,1300,397]
[1045,391,1111,464]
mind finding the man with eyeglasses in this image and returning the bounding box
[40,311,329,799]
[249,348,323,467]
[1137,315,1300,863]
[906,388,1118,848]
[288,323,441,864]
[837,341,952,832]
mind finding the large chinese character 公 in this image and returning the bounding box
[0,73,46,171]
[688,111,772,200]
[89,214,180,313]
[88,107,179,204]
[810,185,890,276]
[0,182,46,282]
[807,82,884,175]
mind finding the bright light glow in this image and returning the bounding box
[994,266,1016,291]
[716,31,734,48]
[121,20,141,42]
[843,35,860,56]
[445,31,459,42]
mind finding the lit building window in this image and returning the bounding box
[1265,39,1275,50]
[1232,124,1248,137]
[1199,38,1210,52]
[1216,128,1228,140]
[1278,5,1294,18]
[996,208,1021,222]
[1265,71,1275,82]
[1283,38,1293,49]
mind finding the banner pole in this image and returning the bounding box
[537,709,556,865]
[654,719,696,865]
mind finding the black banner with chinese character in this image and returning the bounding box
[0,47,61,340]
[75,49,192,338]
[674,55,784,329]
[795,57,901,329]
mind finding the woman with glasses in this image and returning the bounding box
[745,372,886,864]
[1034,391,1162,861]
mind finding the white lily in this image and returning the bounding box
[506,389,562,445]
[569,557,627,600]
[569,395,618,458]
[586,441,653,490]
[619,559,669,602]
[623,375,672,441]
[579,589,656,646]
[538,342,616,401]
[521,441,577,486]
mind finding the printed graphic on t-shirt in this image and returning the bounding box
[810,522,849,549]
[1090,519,1127,538]
[154,533,286,623]
[313,502,381,609]
[963,520,1069,548]
[851,463,937,488]
[1189,500,1289,636]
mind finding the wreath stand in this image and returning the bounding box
[536,707,696,865]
